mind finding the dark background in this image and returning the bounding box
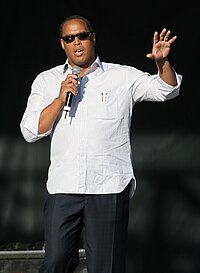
[0,1,200,273]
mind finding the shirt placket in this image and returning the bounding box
[78,78,87,192]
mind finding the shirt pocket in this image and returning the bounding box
[95,92,119,120]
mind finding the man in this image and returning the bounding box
[20,14,182,273]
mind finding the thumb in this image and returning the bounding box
[146,53,153,59]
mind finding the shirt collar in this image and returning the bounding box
[63,55,104,75]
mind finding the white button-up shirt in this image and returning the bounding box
[20,56,182,198]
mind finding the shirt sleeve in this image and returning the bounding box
[131,69,182,102]
[20,74,52,143]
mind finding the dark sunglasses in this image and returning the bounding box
[61,31,93,43]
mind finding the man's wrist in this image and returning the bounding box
[54,97,65,107]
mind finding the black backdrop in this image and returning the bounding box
[0,1,200,273]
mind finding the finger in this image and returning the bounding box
[146,53,153,59]
[168,35,177,44]
[63,82,78,95]
[62,74,78,85]
[62,77,78,87]
[64,88,78,96]
[153,31,159,44]
[159,28,167,40]
[66,74,78,80]
[164,30,171,41]
[69,81,79,95]
[71,78,78,86]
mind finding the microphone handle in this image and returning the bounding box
[64,73,79,113]
[64,91,74,112]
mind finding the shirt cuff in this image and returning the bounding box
[21,110,51,142]
[157,70,182,90]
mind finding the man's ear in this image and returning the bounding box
[92,33,96,44]
[60,39,65,49]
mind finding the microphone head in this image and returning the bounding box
[72,66,81,76]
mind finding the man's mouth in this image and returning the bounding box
[74,49,83,57]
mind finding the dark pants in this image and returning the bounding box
[39,183,130,273]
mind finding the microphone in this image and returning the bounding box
[64,66,81,117]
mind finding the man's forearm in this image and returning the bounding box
[156,58,177,86]
[38,98,64,134]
